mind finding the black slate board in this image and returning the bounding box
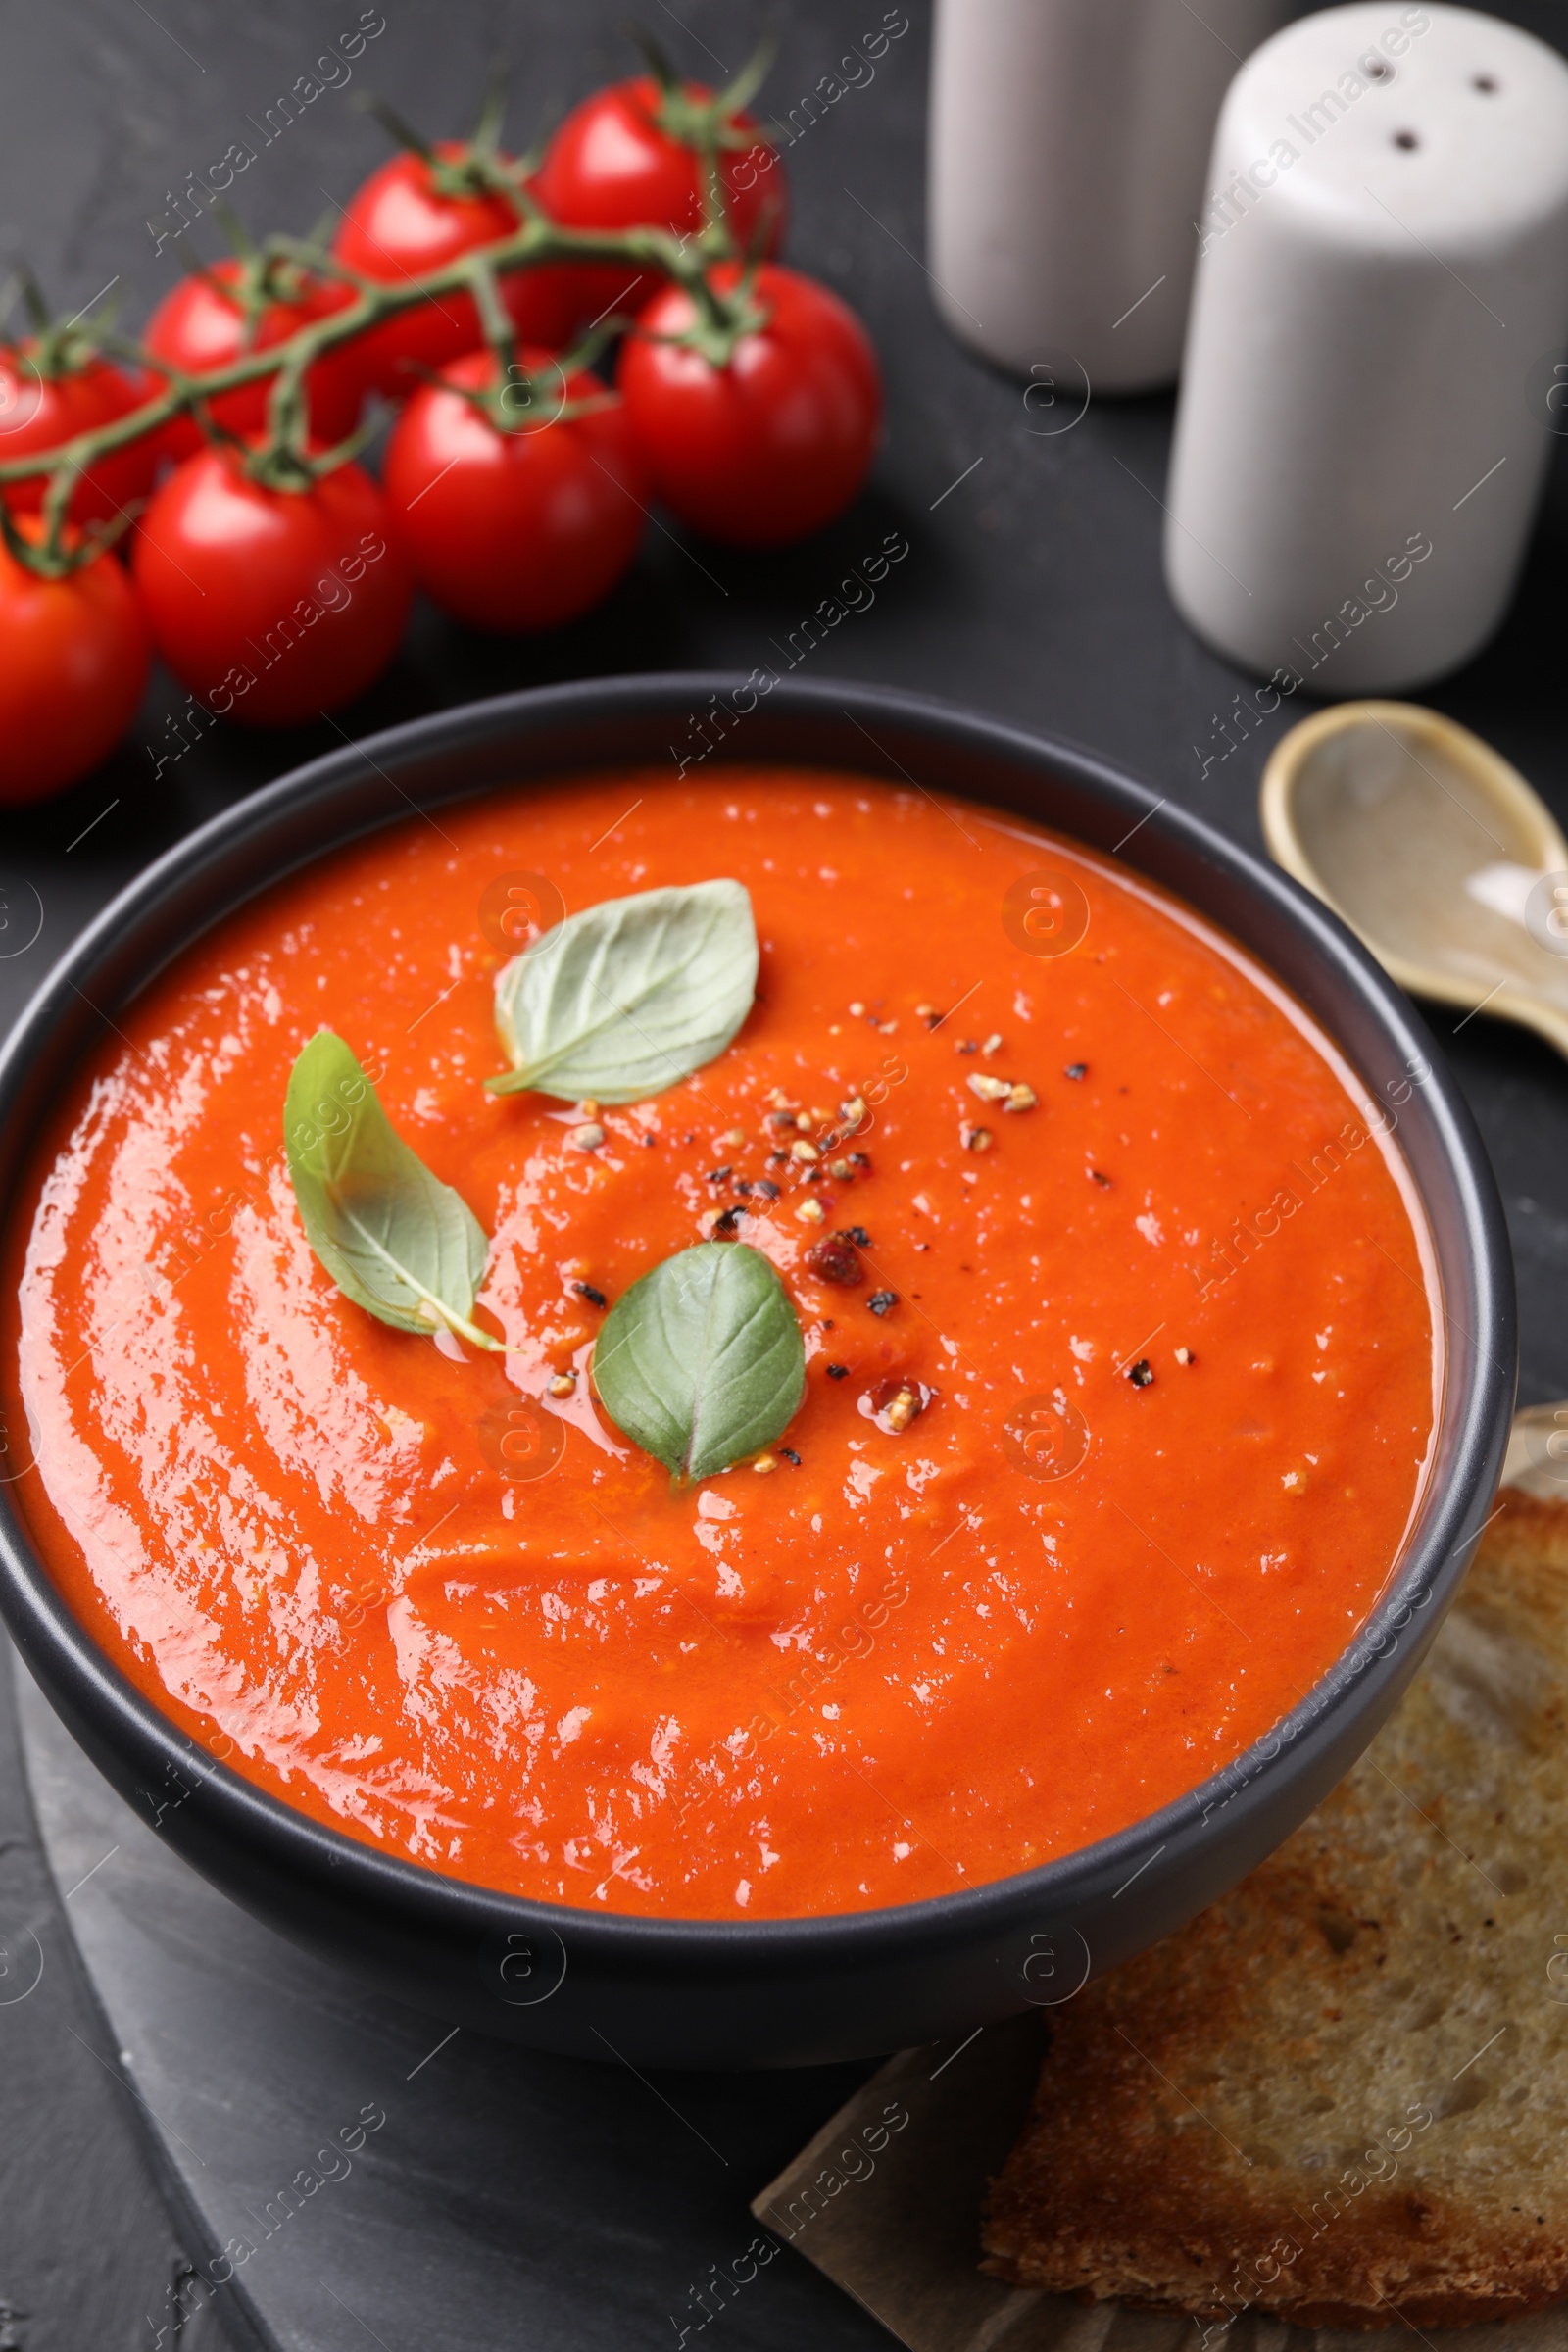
[13,1650,887,2352]
[1,0,1566,2342]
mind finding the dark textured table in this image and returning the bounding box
[2,2,1565,2343]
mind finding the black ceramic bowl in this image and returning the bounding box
[0,676,1514,2068]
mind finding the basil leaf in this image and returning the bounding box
[592,1242,805,1482]
[284,1029,501,1351]
[486,879,758,1103]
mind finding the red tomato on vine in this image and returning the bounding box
[331,144,581,394]
[143,259,364,458]
[0,345,159,530]
[616,265,880,547]
[534,75,785,335]
[0,528,149,804]
[383,348,647,632]
[131,452,413,727]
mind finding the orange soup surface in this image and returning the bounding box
[4,772,1440,1918]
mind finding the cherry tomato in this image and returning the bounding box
[383,348,646,632]
[534,77,785,334]
[0,346,159,529]
[143,259,364,460]
[131,452,413,727]
[0,528,149,804]
[331,144,581,395]
[616,265,880,547]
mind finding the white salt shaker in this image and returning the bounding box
[1166,4,1568,695]
[927,0,1291,392]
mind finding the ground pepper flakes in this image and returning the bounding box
[806,1234,862,1286]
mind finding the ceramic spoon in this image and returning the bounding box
[1260,701,1568,1062]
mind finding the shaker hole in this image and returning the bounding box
[1366,58,1391,79]
[1393,129,1420,150]
[1473,74,1499,92]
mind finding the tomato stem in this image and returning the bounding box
[15,264,53,342]
[357,91,437,168]
[4,263,122,384]
[469,61,510,161]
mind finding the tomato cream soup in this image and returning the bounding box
[5,772,1440,1918]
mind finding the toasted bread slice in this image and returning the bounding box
[983,1489,1568,2330]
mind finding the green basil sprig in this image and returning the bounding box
[284,1030,503,1351]
[591,1242,805,1483]
[486,879,758,1103]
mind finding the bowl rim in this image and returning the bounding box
[0,671,1516,1963]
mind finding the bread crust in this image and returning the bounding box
[982,1488,1568,2330]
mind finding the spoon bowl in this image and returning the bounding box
[1261,701,1568,1060]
